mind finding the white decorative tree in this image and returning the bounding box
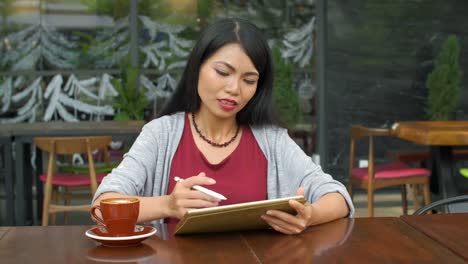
[74,73,119,120]
[0,74,118,123]
[87,15,192,117]
[0,23,79,70]
[9,77,42,123]
[139,15,192,71]
[296,76,315,113]
[1,14,194,123]
[140,73,174,116]
[43,75,114,122]
[280,16,317,117]
[98,73,119,100]
[140,74,174,99]
[138,15,192,116]
[282,16,316,68]
[90,16,130,69]
[0,77,13,113]
[89,15,192,70]
[0,76,44,124]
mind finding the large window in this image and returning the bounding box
[0,0,317,152]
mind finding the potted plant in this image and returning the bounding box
[272,46,302,128]
[112,66,148,121]
[426,35,461,120]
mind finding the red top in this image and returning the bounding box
[166,114,267,222]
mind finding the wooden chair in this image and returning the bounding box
[347,125,431,217]
[34,136,113,226]
[387,149,468,208]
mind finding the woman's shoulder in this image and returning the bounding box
[250,124,287,137]
[143,112,185,132]
[250,124,290,151]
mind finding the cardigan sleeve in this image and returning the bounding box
[92,122,160,203]
[269,127,355,217]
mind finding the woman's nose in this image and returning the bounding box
[224,78,240,94]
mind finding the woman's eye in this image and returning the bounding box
[244,79,257,85]
[215,69,229,76]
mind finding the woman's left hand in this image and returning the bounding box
[261,187,349,235]
[261,187,317,235]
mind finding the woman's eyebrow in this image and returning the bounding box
[214,61,259,76]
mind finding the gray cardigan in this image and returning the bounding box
[94,112,355,219]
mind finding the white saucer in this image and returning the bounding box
[85,225,157,247]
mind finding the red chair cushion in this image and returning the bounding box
[351,162,431,180]
[39,173,107,187]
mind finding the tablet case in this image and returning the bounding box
[174,196,306,235]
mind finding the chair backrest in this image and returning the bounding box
[34,136,111,155]
[34,136,112,194]
[413,195,468,215]
[349,125,391,180]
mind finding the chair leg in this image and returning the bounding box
[367,189,374,217]
[422,182,431,206]
[401,185,408,215]
[412,184,422,210]
[42,183,53,226]
[64,187,69,225]
[50,188,58,225]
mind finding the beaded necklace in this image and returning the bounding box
[191,112,240,148]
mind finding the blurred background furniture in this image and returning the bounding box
[5,121,143,225]
[348,125,431,217]
[387,148,468,208]
[34,136,112,226]
[387,149,468,168]
[391,121,468,208]
[289,123,317,155]
[413,194,468,215]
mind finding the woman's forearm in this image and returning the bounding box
[307,192,349,226]
[93,192,171,223]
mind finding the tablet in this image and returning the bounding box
[174,195,307,235]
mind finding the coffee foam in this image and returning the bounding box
[103,198,139,204]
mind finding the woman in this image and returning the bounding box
[93,18,354,235]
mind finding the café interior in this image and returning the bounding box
[0,0,467,263]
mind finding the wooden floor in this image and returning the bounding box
[353,188,416,217]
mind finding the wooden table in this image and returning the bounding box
[401,213,468,262]
[391,121,468,207]
[2,121,144,226]
[0,217,465,263]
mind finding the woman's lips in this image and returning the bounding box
[217,99,237,111]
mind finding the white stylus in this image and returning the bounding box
[174,176,227,200]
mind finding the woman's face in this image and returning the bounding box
[197,43,259,119]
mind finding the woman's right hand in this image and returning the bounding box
[166,172,220,219]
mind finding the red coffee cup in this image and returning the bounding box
[90,197,140,237]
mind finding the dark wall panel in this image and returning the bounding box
[326,0,468,182]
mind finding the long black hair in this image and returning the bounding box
[159,18,276,126]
